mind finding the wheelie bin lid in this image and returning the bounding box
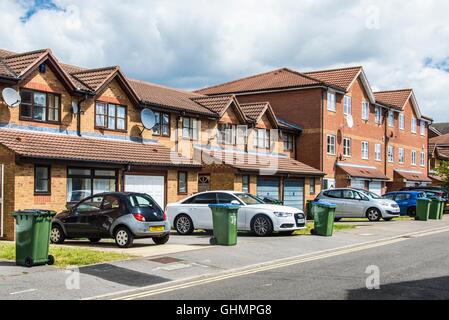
[417,197,432,202]
[208,204,241,209]
[313,201,337,208]
[12,209,57,217]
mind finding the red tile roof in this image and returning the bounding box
[0,49,49,77]
[304,66,362,91]
[239,102,269,122]
[191,95,235,115]
[71,66,119,91]
[374,89,413,110]
[0,128,201,168]
[201,150,324,176]
[430,133,449,145]
[337,164,389,181]
[394,170,431,182]
[195,68,331,95]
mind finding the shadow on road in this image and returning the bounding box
[347,276,449,300]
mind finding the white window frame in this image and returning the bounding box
[388,145,394,163]
[411,117,417,133]
[327,134,336,155]
[327,91,336,112]
[420,151,426,167]
[399,113,405,130]
[361,141,369,160]
[343,95,352,115]
[375,106,382,124]
[411,150,417,166]
[375,144,382,161]
[398,148,405,164]
[361,101,369,121]
[420,120,426,136]
[343,137,351,157]
[388,111,394,127]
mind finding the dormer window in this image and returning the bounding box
[20,89,60,124]
[95,101,127,131]
[253,128,270,149]
[217,123,236,145]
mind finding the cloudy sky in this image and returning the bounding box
[1,0,449,120]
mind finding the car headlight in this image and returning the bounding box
[380,202,391,207]
[273,212,293,218]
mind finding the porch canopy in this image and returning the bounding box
[0,128,201,168]
[337,163,389,181]
[394,170,432,183]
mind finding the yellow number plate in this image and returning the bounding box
[150,226,165,232]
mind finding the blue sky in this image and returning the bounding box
[1,0,449,121]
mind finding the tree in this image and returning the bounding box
[435,160,449,188]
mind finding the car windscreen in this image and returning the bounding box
[128,194,164,221]
[235,193,265,205]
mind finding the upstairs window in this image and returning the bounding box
[20,89,60,123]
[420,151,426,167]
[327,134,336,155]
[253,129,270,149]
[420,120,426,136]
[411,150,417,166]
[343,138,351,157]
[182,117,199,140]
[283,133,294,151]
[388,111,394,127]
[375,106,383,124]
[344,96,352,115]
[375,144,382,161]
[95,102,127,131]
[388,145,394,163]
[217,123,236,145]
[399,113,405,130]
[153,112,170,137]
[361,141,369,160]
[398,148,405,164]
[361,101,369,120]
[411,117,417,133]
[327,91,336,112]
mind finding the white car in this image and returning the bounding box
[166,191,307,237]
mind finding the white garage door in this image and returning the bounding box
[351,179,365,190]
[124,175,165,209]
[369,181,382,196]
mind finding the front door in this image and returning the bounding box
[198,175,211,193]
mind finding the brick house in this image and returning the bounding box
[428,133,449,185]
[196,66,432,194]
[0,48,321,240]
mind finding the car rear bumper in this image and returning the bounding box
[130,220,171,238]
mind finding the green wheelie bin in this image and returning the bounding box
[12,210,56,267]
[415,198,431,221]
[208,204,239,246]
[310,202,337,237]
[429,198,444,220]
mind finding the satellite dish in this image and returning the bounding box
[2,88,21,108]
[141,108,156,130]
[345,114,354,129]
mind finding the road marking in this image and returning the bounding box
[9,289,37,295]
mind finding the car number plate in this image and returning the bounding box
[297,218,306,224]
[150,226,165,232]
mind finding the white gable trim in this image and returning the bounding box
[347,68,376,104]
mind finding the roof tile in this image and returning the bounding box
[374,89,413,110]
[304,66,362,90]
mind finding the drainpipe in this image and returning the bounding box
[383,107,389,188]
[76,94,88,137]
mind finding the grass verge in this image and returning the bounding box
[0,242,132,268]
[293,222,355,235]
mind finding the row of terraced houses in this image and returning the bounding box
[0,48,432,240]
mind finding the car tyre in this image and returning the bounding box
[407,206,417,217]
[89,238,101,243]
[366,208,382,222]
[114,227,134,248]
[50,224,66,244]
[152,234,170,245]
[175,214,194,235]
[251,215,273,237]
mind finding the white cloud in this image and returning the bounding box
[0,0,448,120]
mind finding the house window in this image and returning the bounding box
[254,129,270,149]
[182,117,199,140]
[411,150,417,166]
[375,144,382,161]
[361,101,369,120]
[283,133,294,151]
[178,171,188,194]
[420,151,426,167]
[217,123,237,145]
[242,175,250,193]
[399,114,405,130]
[327,134,336,155]
[398,148,405,164]
[95,102,127,131]
[20,89,61,123]
[388,145,394,162]
[388,111,395,127]
[35,165,51,194]
[67,168,117,203]
[375,106,382,124]
[362,141,369,160]
[343,138,351,157]
[153,112,170,137]
[344,95,352,115]
[420,120,426,136]
[327,91,336,112]
[309,178,316,195]
[411,117,417,133]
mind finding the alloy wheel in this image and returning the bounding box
[254,217,269,236]
[176,216,191,234]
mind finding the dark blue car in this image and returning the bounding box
[383,191,426,217]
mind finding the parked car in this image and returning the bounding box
[261,196,284,205]
[401,186,449,211]
[383,191,426,216]
[315,188,400,221]
[50,192,171,248]
[166,191,307,237]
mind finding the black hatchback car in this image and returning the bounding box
[50,192,171,248]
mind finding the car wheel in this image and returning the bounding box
[114,227,134,248]
[175,214,194,235]
[251,215,273,237]
[407,207,417,217]
[366,208,381,222]
[50,225,66,244]
[88,238,101,243]
[153,234,170,245]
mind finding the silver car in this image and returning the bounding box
[315,188,400,221]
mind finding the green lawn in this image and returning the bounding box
[293,222,355,235]
[0,242,133,268]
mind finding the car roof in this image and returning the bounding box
[386,191,423,194]
[91,192,149,197]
